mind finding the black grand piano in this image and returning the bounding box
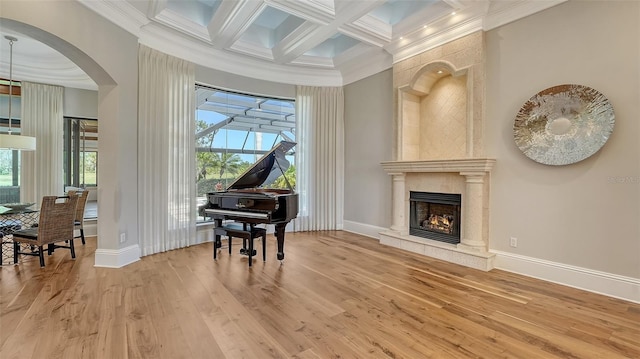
[200,141,298,261]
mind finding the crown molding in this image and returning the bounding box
[78,0,148,37]
[13,66,96,90]
[340,14,390,47]
[229,39,275,61]
[140,25,343,87]
[391,16,484,64]
[290,54,334,68]
[152,8,211,42]
[339,48,392,86]
[483,0,567,30]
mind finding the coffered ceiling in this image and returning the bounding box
[1,0,564,90]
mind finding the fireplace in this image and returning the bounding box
[379,32,495,270]
[410,191,461,244]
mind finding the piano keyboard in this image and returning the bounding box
[204,208,269,219]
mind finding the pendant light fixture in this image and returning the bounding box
[0,35,36,151]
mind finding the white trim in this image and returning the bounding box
[493,250,640,304]
[196,222,215,244]
[343,220,385,239]
[83,220,97,237]
[380,158,496,173]
[483,0,567,30]
[94,244,140,268]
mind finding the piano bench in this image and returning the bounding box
[214,223,266,267]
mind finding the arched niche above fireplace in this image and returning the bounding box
[398,61,471,161]
[393,32,487,162]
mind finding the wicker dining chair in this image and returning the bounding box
[69,190,89,245]
[12,195,79,267]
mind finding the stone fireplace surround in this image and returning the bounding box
[380,159,495,270]
[379,32,496,271]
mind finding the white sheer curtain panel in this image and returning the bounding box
[138,45,196,256]
[294,86,344,231]
[20,82,64,205]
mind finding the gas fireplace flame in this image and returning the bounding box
[422,214,454,234]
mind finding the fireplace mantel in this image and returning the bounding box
[381,158,495,174]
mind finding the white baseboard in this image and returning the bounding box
[493,250,640,304]
[83,220,97,237]
[94,244,140,268]
[343,220,386,239]
[343,220,639,303]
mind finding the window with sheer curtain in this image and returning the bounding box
[294,86,344,231]
[194,86,297,222]
[20,81,64,205]
[138,45,196,256]
[194,85,345,232]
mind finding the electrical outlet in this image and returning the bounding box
[120,233,126,243]
[510,237,518,248]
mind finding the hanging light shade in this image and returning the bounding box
[1,35,36,151]
[0,133,36,150]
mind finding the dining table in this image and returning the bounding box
[0,207,40,265]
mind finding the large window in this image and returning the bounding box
[0,149,20,186]
[64,118,98,188]
[0,80,22,202]
[195,85,296,201]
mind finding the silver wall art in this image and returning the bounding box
[513,84,615,166]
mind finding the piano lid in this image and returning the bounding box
[227,141,296,190]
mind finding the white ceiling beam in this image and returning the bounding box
[146,0,212,41]
[265,0,335,24]
[207,0,267,49]
[272,0,384,64]
[339,14,391,48]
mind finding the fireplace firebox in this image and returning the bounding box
[410,191,461,244]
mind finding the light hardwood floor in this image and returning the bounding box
[1,231,639,358]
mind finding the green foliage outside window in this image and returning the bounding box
[269,165,296,190]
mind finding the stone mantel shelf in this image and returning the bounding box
[380,158,496,174]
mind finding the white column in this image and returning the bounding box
[459,172,486,251]
[389,172,406,233]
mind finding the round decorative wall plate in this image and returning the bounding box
[513,84,615,166]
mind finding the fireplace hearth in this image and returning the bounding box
[410,191,461,244]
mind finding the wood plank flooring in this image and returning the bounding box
[1,231,639,358]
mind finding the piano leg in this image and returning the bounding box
[274,223,286,261]
[213,218,223,260]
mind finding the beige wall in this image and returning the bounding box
[485,0,639,277]
[344,69,393,228]
[64,88,98,119]
[344,0,639,285]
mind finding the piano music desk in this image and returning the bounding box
[214,222,266,267]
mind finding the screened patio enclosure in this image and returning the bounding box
[195,86,296,198]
